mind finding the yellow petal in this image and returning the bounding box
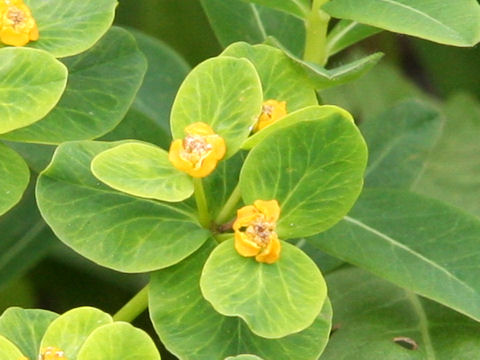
[254,199,280,222]
[185,122,215,136]
[235,231,261,257]
[256,235,281,264]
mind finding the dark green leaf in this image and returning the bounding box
[0,143,29,216]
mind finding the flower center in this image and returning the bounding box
[6,7,25,28]
[261,104,274,117]
[39,347,67,360]
[245,216,275,247]
[181,134,212,166]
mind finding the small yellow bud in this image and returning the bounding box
[253,99,287,133]
[39,346,67,360]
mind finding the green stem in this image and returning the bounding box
[215,184,242,225]
[194,178,211,228]
[303,0,331,66]
[113,284,149,323]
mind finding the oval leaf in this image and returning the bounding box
[323,0,480,46]
[2,27,147,144]
[226,356,264,360]
[0,143,30,216]
[150,241,332,360]
[0,308,58,360]
[24,0,117,57]
[77,322,161,360]
[0,335,25,359]
[241,0,310,19]
[240,113,367,239]
[323,267,480,359]
[40,307,112,359]
[0,48,67,134]
[36,141,210,272]
[311,188,480,323]
[221,42,317,110]
[170,56,263,158]
[91,142,193,202]
[200,240,327,338]
[326,20,382,56]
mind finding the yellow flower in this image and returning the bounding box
[40,347,67,360]
[169,122,226,178]
[233,199,281,264]
[0,0,39,47]
[253,99,287,133]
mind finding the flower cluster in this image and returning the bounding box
[39,347,67,360]
[0,0,38,46]
[233,199,281,264]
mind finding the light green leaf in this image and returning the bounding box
[326,20,382,56]
[3,142,55,173]
[24,0,117,58]
[201,0,305,57]
[91,142,193,202]
[2,27,146,144]
[170,56,263,158]
[0,48,67,134]
[77,322,161,360]
[0,335,25,359]
[414,93,480,216]
[310,188,480,323]
[221,42,317,110]
[150,241,332,360]
[0,143,29,216]
[226,356,264,360]
[201,239,327,338]
[40,307,112,359]
[241,0,310,18]
[362,99,443,189]
[242,105,352,149]
[0,183,55,291]
[36,141,211,272]
[323,267,480,359]
[240,114,367,239]
[0,308,58,360]
[323,0,480,46]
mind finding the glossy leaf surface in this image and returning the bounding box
[323,0,480,46]
[0,144,29,216]
[0,308,57,360]
[150,241,332,360]
[221,42,317,110]
[36,141,210,272]
[77,322,161,360]
[362,100,443,189]
[240,115,367,239]
[2,27,146,144]
[40,307,112,359]
[24,0,117,57]
[326,20,382,56]
[0,48,67,134]
[311,188,480,323]
[0,336,25,359]
[170,57,263,158]
[91,142,193,202]
[201,240,327,338]
[323,267,480,359]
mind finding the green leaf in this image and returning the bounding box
[326,20,382,56]
[240,114,367,239]
[91,142,193,202]
[77,322,161,360]
[0,182,55,291]
[362,99,443,189]
[242,105,352,149]
[240,0,310,18]
[226,356,264,360]
[414,93,480,216]
[150,241,332,360]
[201,239,327,338]
[129,29,190,136]
[3,142,55,174]
[310,188,480,323]
[40,307,112,359]
[201,0,305,57]
[323,0,480,47]
[0,308,58,360]
[2,27,146,144]
[36,141,211,272]
[0,143,29,216]
[323,267,480,359]
[24,0,117,58]
[0,336,25,359]
[0,48,67,134]
[170,56,263,158]
[221,42,317,110]
[294,239,344,274]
